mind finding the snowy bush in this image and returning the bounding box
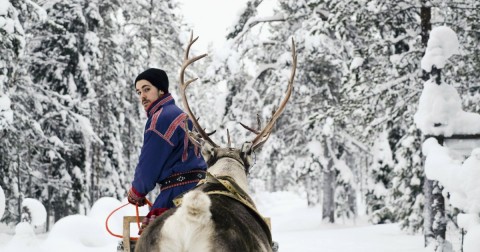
[21,198,46,226]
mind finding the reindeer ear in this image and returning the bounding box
[201,141,216,163]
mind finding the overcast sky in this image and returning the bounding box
[178,0,249,50]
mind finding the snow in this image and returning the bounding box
[72,113,102,143]
[179,0,277,53]
[0,0,16,35]
[21,198,47,226]
[0,197,150,252]
[23,0,47,22]
[350,57,365,70]
[414,26,480,137]
[0,94,13,130]
[0,192,427,252]
[335,159,354,184]
[0,0,10,15]
[255,191,426,252]
[464,225,480,252]
[3,223,40,250]
[307,140,323,156]
[414,79,480,136]
[178,0,250,50]
[372,131,394,168]
[322,117,334,136]
[423,142,480,213]
[415,25,480,252]
[212,80,228,117]
[0,4,478,252]
[42,215,114,251]
[0,17,16,35]
[421,26,460,72]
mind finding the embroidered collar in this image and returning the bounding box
[146,93,174,117]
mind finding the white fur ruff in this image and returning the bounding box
[157,191,213,252]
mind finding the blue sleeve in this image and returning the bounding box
[131,130,173,196]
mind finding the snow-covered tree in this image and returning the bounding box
[416,22,480,251]
[392,123,424,233]
[25,0,103,225]
[366,130,395,224]
[0,0,33,223]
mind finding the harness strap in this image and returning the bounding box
[204,190,270,226]
[173,172,273,245]
[212,176,257,209]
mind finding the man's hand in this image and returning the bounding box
[127,188,146,206]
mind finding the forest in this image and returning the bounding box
[0,0,479,251]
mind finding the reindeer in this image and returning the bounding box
[134,33,297,252]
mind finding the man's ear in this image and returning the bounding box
[159,90,164,96]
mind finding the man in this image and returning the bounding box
[127,68,207,233]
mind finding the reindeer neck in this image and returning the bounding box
[207,157,249,193]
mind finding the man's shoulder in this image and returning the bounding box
[148,104,186,132]
[154,103,184,120]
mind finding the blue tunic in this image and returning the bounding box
[131,93,207,210]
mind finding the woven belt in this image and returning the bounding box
[159,170,206,190]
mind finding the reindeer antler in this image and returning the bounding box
[179,32,219,148]
[247,38,297,151]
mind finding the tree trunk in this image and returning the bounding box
[423,178,434,246]
[420,2,447,248]
[322,167,335,222]
[46,162,52,231]
[16,152,21,223]
[322,137,335,223]
[432,181,446,240]
[270,163,277,191]
[420,2,432,82]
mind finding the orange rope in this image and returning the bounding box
[105,199,152,241]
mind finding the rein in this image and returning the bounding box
[105,199,152,241]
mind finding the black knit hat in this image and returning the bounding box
[134,68,169,93]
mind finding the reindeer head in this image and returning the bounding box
[179,33,297,192]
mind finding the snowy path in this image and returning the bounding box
[0,191,427,252]
[257,191,426,252]
[274,224,425,252]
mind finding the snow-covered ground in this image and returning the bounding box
[0,190,426,252]
[256,191,426,252]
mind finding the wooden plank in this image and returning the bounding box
[123,216,144,252]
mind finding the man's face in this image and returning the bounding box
[135,80,163,110]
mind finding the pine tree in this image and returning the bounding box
[210,0,366,223]
[392,123,424,233]
[24,0,102,226]
[0,1,39,223]
[87,0,133,205]
[366,131,395,224]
